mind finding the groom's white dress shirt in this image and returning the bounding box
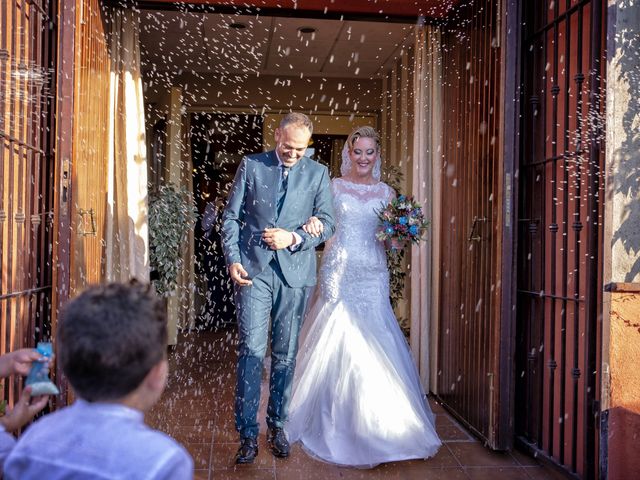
[275,150,303,250]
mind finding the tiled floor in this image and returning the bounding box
[147,331,565,480]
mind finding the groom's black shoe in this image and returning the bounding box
[235,437,258,464]
[267,427,290,458]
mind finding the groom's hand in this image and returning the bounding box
[229,263,252,286]
[262,228,294,250]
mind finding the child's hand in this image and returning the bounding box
[0,349,47,378]
[0,386,49,433]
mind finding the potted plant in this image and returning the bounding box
[148,183,197,296]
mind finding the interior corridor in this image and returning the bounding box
[147,331,565,480]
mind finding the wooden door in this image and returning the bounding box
[1,0,57,402]
[49,0,111,403]
[436,0,513,449]
[69,0,110,293]
[515,1,605,478]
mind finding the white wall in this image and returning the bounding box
[146,72,382,115]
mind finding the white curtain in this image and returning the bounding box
[106,8,149,282]
[380,47,411,335]
[410,25,442,391]
[379,25,442,390]
[165,87,196,343]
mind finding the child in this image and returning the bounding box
[0,349,51,469]
[4,282,193,479]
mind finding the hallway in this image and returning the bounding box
[147,331,564,479]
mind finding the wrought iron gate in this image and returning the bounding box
[516,0,605,478]
[0,0,57,402]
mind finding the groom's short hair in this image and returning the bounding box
[280,112,313,135]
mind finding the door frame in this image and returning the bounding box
[51,0,76,404]
[496,0,521,449]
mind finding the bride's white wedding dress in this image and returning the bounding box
[286,178,441,467]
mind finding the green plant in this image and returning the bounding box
[148,184,197,296]
[382,164,403,193]
[381,165,409,336]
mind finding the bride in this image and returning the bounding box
[285,126,441,467]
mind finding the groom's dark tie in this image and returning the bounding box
[276,165,289,216]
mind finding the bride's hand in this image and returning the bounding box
[384,237,406,251]
[302,216,323,237]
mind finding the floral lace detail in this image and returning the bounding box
[319,178,395,311]
[330,177,391,200]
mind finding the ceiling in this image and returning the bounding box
[139,10,417,79]
[139,0,459,18]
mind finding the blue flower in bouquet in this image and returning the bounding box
[399,216,408,225]
[409,225,419,235]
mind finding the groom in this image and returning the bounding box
[221,112,335,464]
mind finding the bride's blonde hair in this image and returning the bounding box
[345,126,380,151]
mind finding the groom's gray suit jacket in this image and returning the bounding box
[221,150,335,288]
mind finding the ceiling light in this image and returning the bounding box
[297,26,316,34]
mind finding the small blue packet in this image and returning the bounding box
[25,342,59,396]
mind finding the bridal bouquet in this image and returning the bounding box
[376,194,429,251]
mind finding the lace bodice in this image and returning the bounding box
[318,178,395,308]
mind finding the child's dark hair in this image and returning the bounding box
[58,281,167,402]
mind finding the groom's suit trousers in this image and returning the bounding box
[234,258,308,439]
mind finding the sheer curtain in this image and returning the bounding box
[164,87,196,344]
[381,25,442,390]
[380,38,413,337]
[410,25,442,391]
[106,8,149,282]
